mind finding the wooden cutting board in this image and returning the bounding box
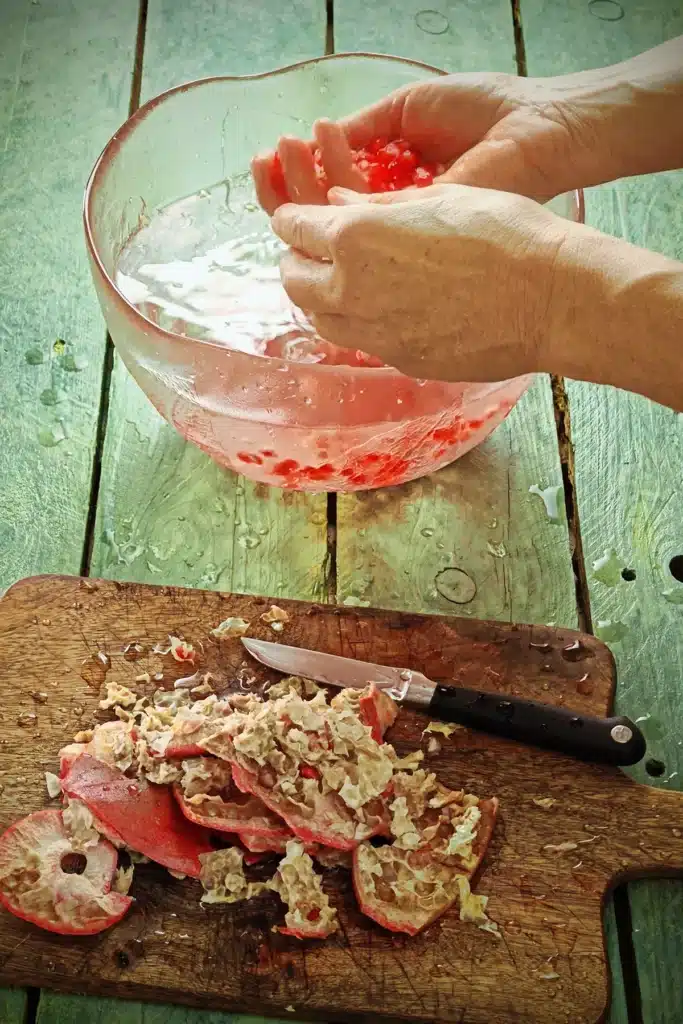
[0,576,681,1024]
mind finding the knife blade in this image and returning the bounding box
[241,637,646,767]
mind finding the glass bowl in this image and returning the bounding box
[84,53,582,493]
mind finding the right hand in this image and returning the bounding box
[252,72,592,213]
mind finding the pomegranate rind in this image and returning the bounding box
[353,795,498,935]
[200,690,392,851]
[227,758,383,852]
[0,809,132,935]
[361,685,399,742]
[173,785,291,847]
[62,754,213,878]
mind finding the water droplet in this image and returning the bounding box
[238,533,260,550]
[243,201,258,213]
[561,639,588,662]
[529,484,563,524]
[123,642,146,662]
[40,387,66,406]
[576,674,594,696]
[38,423,66,447]
[421,527,435,538]
[127,784,140,795]
[415,9,450,34]
[25,347,44,365]
[592,548,625,586]
[487,518,498,529]
[62,353,88,372]
[435,567,477,605]
[487,541,506,558]
[17,712,38,728]
[81,651,111,689]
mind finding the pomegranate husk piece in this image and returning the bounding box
[173,785,292,848]
[62,754,214,878]
[0,809,132,935]
[330,684,398,743]
[225,757,387,852]
[353,796,498,935]
[359,684,399,742]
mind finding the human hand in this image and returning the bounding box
[271,184,574,384]
[252,72,591,214]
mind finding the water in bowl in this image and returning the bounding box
[113,176,522,490]
[115,179,381,368]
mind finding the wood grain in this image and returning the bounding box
[2,575,682,1024]
[0,0,138,594]
[0,1,140,1018]
[88,0,329,600]
[335,0,518,72]
[518,2,683,1020]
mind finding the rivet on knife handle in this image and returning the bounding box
[429,686,647,767]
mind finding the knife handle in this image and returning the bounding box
[429,686,646,766]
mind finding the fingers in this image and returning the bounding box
[279,249,335,313]
[335,87,410,148]
[313,119,369,192]
[277,136,327,205]
[251,153,286,215]
[272,202,340,260]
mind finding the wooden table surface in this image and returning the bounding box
[0,1,681,1022]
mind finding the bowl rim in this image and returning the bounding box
[83,51,584,379]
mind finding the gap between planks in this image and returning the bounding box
[80,0,150,577]
[512,2,640,1022]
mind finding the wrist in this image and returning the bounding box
[544,221,683,408]
[524,36,683,187]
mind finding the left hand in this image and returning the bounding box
[271,184,574,383]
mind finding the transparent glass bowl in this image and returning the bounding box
[84,54,582,492]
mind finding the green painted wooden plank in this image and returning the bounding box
[0,988,27,1024]
[519,3,683,1022]
[36,993,293,1024]
[89,0,329,600]
[337,378,576,626]
[335,0,518,72]
[0,0,138,1019]
[0,0,139,596]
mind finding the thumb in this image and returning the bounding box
[439,137,552,201]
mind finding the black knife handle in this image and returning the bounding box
[429,686,646,766]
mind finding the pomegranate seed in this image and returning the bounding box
[273,459,299,476]
[260,449,277,458]
[302,463,335,481]
[236,451,263,465]
[307,908,321,922]
[299,765,319,780]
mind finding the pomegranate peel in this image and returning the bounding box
[0,809,132,935]
[353,778,498,935]
[61,754,213,878]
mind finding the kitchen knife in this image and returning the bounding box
[241,638,646,767]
